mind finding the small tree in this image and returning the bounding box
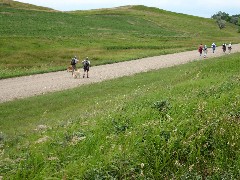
[216,16,226,29]
[230,16,239,25]
[212,11,230,22]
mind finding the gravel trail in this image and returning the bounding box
[1,44,240,103]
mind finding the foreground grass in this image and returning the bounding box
[0,53,240,179]
[1,5,239,79]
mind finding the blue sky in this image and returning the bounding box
[16,0,240,18]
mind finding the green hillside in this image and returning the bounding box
[0,3,239,78]
[0,2,240,178]
[0,0,54,11]
[0,53,239,179]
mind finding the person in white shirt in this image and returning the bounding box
[211,43,216,53]
[203,45,208,58]
[228,42,232,54]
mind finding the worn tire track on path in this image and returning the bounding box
[1,44,240,103]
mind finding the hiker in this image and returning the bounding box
[198,44,203,57]
[203,45,208,58]
[82,57,90,78]
[228,42,232,54]
[222,43,227,54]
[71,56,79,75]
[211,43,216,53]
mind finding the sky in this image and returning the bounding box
[16,0,240,18]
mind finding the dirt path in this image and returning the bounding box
[1,44,240,103]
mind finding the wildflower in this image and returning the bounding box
[70,136,86,145]
[100,145,104,150]
[175,160,181,167]
[213,167,220,172]
[118,145,122,151]
[220,128,225,134]
[48,157,59,161]
[80,121,89,126]
[35,136,49,144]
[0,149,4,156]
[189,164,194,172]
[35,124,48,131]
[111,144,116,149]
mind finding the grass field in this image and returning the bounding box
[0,3,239,79]
[1,1,239,178]
[0,53,239,179]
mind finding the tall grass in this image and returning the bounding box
[0,5,239,79]
[0,53,239,179]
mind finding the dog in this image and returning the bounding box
[72,69,81,79]
[67,66,73,72]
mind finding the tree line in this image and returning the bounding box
[211,11,240,32]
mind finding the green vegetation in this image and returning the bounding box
[0,1,239,179]
[1,53,239,179]
[211,11,240,26]
[238,17,240,33]
[0,0,54,11]
[0,2,239,78]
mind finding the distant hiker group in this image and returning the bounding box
[198,44,208,58]
[198,42,232,58]
[69,56,90,78]
[222,42,232,54]
[68,42,233,79]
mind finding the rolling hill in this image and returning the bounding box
[0,2,239,78]
[0,1,240,179]
[0,0,54,11]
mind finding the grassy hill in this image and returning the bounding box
[0,3,239,78]
[0,0,54,11]
[0,2,239,178]
[0,53,239,179]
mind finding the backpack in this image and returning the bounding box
[71,58,76,65]
[84,60,89,67]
